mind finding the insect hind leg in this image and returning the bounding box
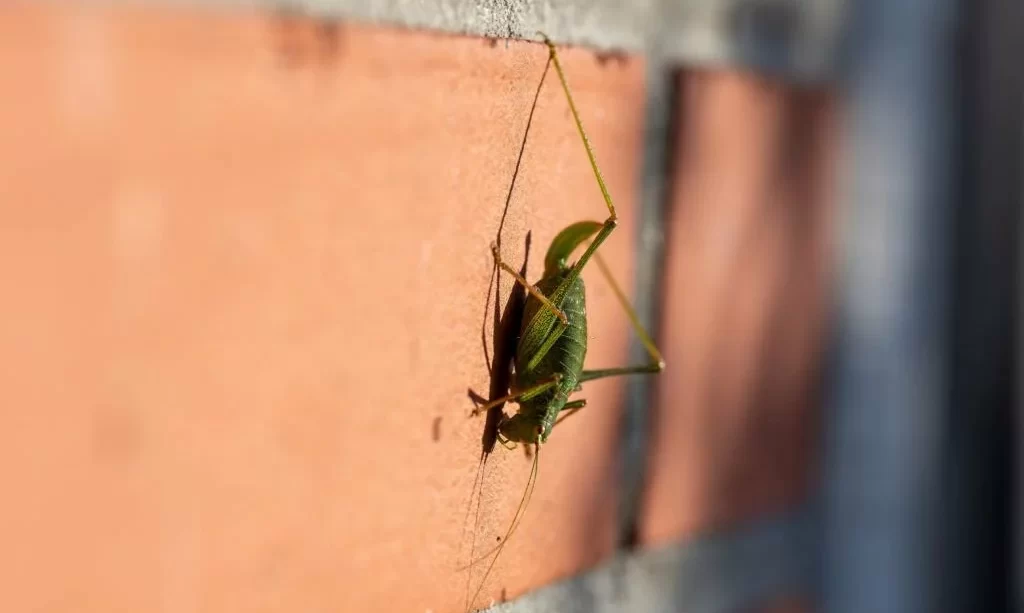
[536,34,619,296]
[539,32,617,222]
[536,33,665,378]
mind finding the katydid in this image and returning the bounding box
[466,33,664,611]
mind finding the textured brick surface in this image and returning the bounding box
[0,5,647,612]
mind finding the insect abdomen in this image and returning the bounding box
[514,272,587,432]
[549,277,588,392]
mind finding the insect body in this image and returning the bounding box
[498,259,587,444]
[465,33,664,611]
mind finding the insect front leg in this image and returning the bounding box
[552,399,587,430]
[496,432,518,450]
[491,242,567,325]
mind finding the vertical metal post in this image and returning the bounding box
[617,49,676,549]
[820,0,959,612]
[943,0,1020,610]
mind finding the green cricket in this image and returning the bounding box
[465,33,665,611]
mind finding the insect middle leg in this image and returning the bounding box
[491,242,567,324]
[470,374,563,416]
[579,252,665,382]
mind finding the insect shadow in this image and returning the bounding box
[469,232,531,456]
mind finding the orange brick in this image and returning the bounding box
[0,4,648,612]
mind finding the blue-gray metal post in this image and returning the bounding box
[820,0,959,612]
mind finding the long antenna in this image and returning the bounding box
[465,444,541,612]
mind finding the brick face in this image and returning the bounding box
[0,5,647,612]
